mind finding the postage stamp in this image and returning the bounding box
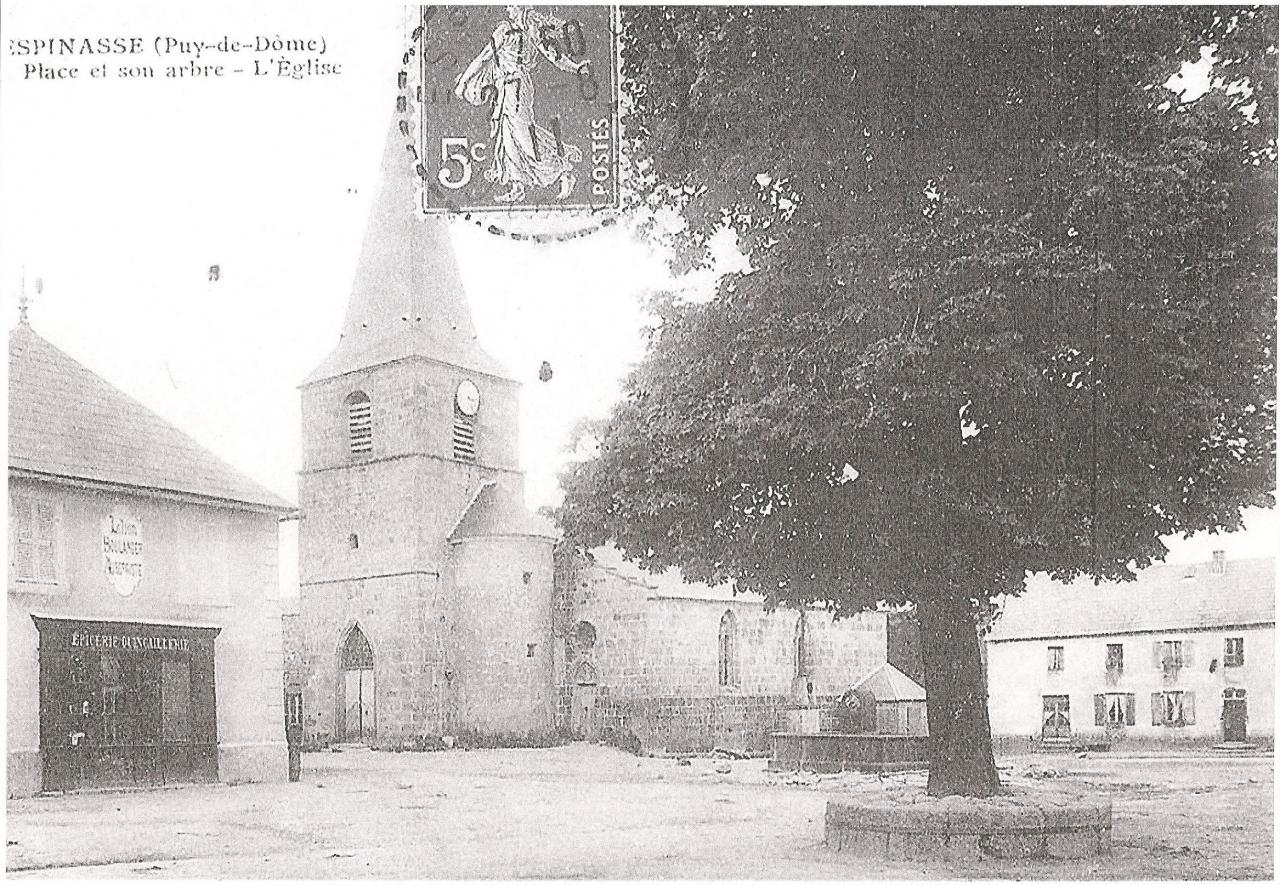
[413,5,620,215]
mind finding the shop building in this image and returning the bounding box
[8,322,294,796]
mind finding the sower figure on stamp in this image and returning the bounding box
[454,5,587,203]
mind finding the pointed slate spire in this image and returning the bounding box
[305,112,509,385]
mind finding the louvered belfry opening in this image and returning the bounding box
[346,391,372,456]
[452,409,476,462]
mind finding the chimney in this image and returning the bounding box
[1210,550,1227,575]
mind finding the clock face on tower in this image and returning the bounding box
[455,379,480,416]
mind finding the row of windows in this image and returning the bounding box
[343,390,476,462]
[719,610,811,688]
[1045,688,1246,732]
[1046,637,1245,673]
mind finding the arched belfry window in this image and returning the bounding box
[340,624,374,671]
[346,391,372,456]
[718,610,738,687]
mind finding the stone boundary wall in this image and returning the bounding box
[594,693,844,755]
[826,790,1112,861]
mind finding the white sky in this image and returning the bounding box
[1,2,1273,597]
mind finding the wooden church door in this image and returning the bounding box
[340,625,375,743]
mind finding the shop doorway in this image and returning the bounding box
[35,618,219,792]
[1222,689,1248,742]
[339,625,375,744]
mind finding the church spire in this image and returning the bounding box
[304,110,509,385]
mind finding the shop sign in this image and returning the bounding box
[102,510,143,596]
[69,631,192,652]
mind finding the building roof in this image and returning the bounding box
[448,481,556,541]
[303,112,511,386]
[9,324,293,512]
[585,544,766,605]
[987,556,1275,642]
[853,662,927,702]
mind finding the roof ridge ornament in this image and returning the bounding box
[17,270,41,325]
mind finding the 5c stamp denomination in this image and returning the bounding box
[415,5,620,215]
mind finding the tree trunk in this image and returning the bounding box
[917,593,1002,797]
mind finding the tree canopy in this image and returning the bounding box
[561,6,1277,615]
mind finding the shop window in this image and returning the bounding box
[1047,645,1064,672]
[10,494,59,584]
[346,391,373,456]
[1151,690,1196,727]
[718,610,738,687]
[161,660,193,742]
[1093,692,1135,726]
[1224,637,1244,668]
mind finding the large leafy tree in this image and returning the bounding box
[559,7,1276,796]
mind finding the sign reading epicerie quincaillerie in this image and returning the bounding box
[101,510,143,597]
[414,5,620,214]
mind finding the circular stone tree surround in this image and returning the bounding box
[826,784,1112,861]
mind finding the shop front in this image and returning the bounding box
[35,617,220,792]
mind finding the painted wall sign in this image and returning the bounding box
[101,510,143,596]
[69,631,191,653]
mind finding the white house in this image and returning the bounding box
[986,553,1274,751]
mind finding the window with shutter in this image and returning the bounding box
[1099,693,1134,727]
[10,494,58,584]
[11,494,35,580]
[1154,690,1189,726]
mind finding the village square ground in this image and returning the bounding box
[5,744,1271,879]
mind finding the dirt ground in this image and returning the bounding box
[5,744,1272,879]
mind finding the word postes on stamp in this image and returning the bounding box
[415,5,620,216]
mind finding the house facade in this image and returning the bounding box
[8,323,293,796]
[986,554,1274,751]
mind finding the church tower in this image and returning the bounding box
[296,111,556,747]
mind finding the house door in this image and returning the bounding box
[1223,690,1247,742]
[1042,695,1071,739]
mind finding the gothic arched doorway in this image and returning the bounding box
[339,624,375,744]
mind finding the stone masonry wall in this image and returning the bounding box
[559,553,889,754]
